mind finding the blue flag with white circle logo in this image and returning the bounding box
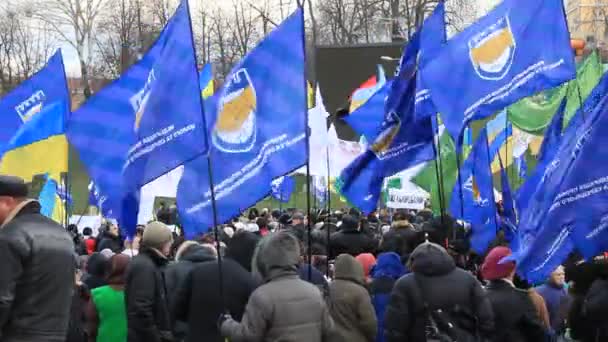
[420,0,575,144]
[67,0,206,235]
[177,8,307,238]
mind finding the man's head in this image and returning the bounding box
[108,224,120,237]
[292,211,305,225]
[549,265,566,288]
[142,221,173,256]
[481,246,516,282]
[0,175,29,225]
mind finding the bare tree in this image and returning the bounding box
[0,2,56,94]
[93,0,140,77]
[35,0,108,97]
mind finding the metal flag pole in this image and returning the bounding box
[325,145,332,278]
[184,0,225,310]
[432,116,446,227]
[296,0,313,282]
[454,131,466,221]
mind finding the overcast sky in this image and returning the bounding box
[55,0,499,76]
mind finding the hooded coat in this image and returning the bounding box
[328,254,377,342]
[84,253,109,291]
[221,232,334,342]
[370,252,407,342]
[383,242,494,342]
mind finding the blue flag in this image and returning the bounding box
[57,184,73,205]
[507,73,608,276]
[67,0,206,235]
[512,92,608,282]
[414,2,447,121]
[0,50,69,149]
[420,0,575,144]
[449,128,498,254]
[38,175,58,218]
[516,99,566,214]
[271,176,295,203]
[344,82,390,142]
[177,8,307,238]
[339,33,437,213]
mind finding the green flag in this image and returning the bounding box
[507,52,603,134]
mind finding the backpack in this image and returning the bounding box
[412,275,481,342]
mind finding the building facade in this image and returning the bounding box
[567,0,608,48]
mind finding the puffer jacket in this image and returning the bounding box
[0,200,75,342]
[221,232,334,341]
[384,242,494,342]
[125,246,172,342]
[329,254,377,342]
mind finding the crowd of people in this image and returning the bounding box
[1,174,608,342]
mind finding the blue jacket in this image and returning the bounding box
[535,282,569,332]
[369,252,407,342]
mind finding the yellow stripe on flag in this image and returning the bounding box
[307,81,314,109]
[52,194,65,224]
[202,79,215,99]
[0,134,68,182]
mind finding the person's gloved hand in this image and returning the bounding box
[217,313,232,330]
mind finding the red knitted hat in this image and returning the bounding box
[481,246,516,281]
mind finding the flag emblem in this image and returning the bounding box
[15,90,46,122]
[468,16,516,81]
[130,70,156,132]
[213,68,257,153]
[370,112,400,155]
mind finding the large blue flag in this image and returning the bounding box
[337,5,443,214]
[449,128,498,254]
[414,2,446,121]
[67,0,206,234]
[420,0,575,144]
[177,8,307,238]
[516,99,566,214]
[510,74,608,281]
[0,50,69,149]
[512,91,608,282]
[271,176,296,203]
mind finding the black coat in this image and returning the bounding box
[125,246,172,342]
[485,280,547,342]
[329,228,377,259]
[384,243,494,342]
[173,258,257,342]
[380,223,418,257]
[0,201,75,342]
[96,232,122,253]
[570,278,608,342]
[164,245,216,340]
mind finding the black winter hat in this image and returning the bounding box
[0,175,28,198]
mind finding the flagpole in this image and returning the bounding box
[486,133,499,235]
[432,116,446,226]
[185,1,225,312]
[455,131,466,221]
[296,0,313,282]
[325,145,332,278]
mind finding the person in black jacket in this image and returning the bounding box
[481,246,547,342]
[379,212,418,259]
[329,214,377,259]
[164,241,217,341]
[0,175,75,342]
[172,244,257,342]
[384,241,494,342]
[125,221,174,342]
[83,252,109,291]
[96,223,123,253]
[580,274,608,341]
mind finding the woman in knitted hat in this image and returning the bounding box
[482,246,548,342]
[125,221,174,342]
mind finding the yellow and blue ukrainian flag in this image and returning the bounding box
[199,63,215,99]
